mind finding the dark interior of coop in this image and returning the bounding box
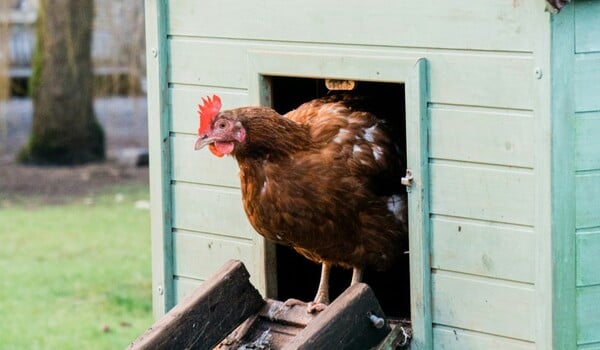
[264,76,411,319]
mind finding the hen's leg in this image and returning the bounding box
[309,262,331,310]
[284,261,331,313]
[351,267,363,285]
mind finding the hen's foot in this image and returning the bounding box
[283,298,328,313]
[306,301,328,313]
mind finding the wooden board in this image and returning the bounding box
[577,285,600,345]
[171,133,240,188]
[167,0,538,52]
[429,162,534,226]
[575,0,600,53]
[174,276,203,302]
[431,271,535,342]
[168,39,534,110]
[429,104,534,168]
[433,326,534,349]
[284,283,391,350]
[431,216,535,283]
[575,172,600,229]
[579,342,600,350]
[575,111,600,171]
[575,53,600,112]
[171,182,255,239]
[128,260,265,350]
[217,299,318,349]
[172,230,255,281]
[576,231,600,287]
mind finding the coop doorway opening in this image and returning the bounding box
[263,76,410,319]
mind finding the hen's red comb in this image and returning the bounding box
[197,95,222,136]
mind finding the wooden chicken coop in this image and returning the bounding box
[144,0,600,348]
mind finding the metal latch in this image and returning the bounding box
[401,169,414,187]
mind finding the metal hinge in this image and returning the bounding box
[401,169,414,187]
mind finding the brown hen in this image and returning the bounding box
[194,94,408,312]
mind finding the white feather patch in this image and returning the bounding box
[387,195,405,221]
[363,124,378,143]
[372,145,383,161]
[333,128,352,144]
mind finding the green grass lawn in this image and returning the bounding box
[0,184,153,349]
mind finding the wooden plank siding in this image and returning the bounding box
[146,0,565,347]
[168,38,535,110]
[166,0,538,52]
[575,0,600,54]
[429,162,534,226]
[429,105,534,168]
[430,216,535,284]
[431,271,536,342]
[575,1,600,347]
[171,230,255,281]
[433,326,535,349]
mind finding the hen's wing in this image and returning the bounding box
[285,94,405,196]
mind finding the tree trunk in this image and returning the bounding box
[19,0,104,165]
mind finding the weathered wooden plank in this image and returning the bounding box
[219,299,322,349]
[171,134,240,188]
[431,216,534,283]
[577,285,600,345]
[169,39,533,109]
[169,87,249,134]
[575,112,600,171]
[575,53,600,112]
[171,183,255,239]
[128,260,265,350]
[258,299,317,328]
[576,231,600,287]
[172,230,255,281]
[429,105,534,168]
[431,271,535,341]
[575,172,600,229]
[375,320,412,350]
[575,0,600,54]
[284,283,390,350]
[433,326,535,350]
[167,0,537,52]
[429,162,534,226]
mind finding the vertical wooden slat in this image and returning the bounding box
[533,11,552,350]
[533,6,577,349]
[549,6,577,349]
[145,0,174,318]
[406,58,432,350]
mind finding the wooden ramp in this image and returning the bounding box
[128,260,410,350]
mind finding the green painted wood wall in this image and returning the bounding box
[574,1,600,348]
[144,0,598,348]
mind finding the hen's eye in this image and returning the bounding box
[218,121,227,129]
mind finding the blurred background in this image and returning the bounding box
[0,0,153,348]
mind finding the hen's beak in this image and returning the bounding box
[194,136,213,151]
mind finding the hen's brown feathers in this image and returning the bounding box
[213,95,407,271]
